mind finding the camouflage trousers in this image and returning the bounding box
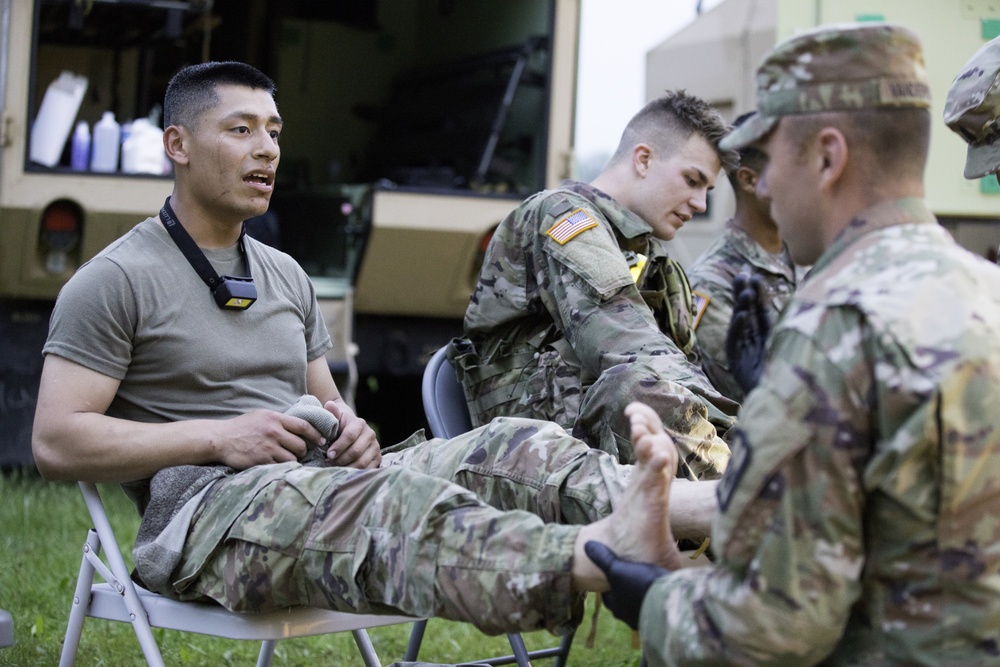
[573,361,734,479]
[170,417,630,636]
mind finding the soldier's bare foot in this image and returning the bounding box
[572,402,685,590]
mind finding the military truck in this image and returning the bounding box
[646,0,1000,266]
[0,0,581,466]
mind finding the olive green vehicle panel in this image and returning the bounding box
[646,0,1000,266]
[354,191,520,318]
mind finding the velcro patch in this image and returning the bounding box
[716,428,751,512]
[692,291,710,329]
[546,208,598,244]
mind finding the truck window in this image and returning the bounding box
[30,0,555,195]
[29,0,556,286]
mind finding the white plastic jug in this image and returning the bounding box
[29,71,88,168]
[90,111,121,172]
[121,118,166,174]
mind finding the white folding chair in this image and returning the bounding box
[403,345,575,667]
[60,481,416,667]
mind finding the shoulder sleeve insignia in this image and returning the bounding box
[716,428,751,511]
[545,208,599,245]
[692,291,710,330]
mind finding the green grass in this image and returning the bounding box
[0,472,643,666]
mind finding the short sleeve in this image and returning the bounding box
[43,256,137,379]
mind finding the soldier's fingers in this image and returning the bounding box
[584,540,618,575]
[732,273,750,296]
[327,425,378,468]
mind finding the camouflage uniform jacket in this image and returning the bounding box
[687,219,798,402]
[456,180,736,462]
[641,198,1000,666]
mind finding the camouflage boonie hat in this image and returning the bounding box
[944,36,1000,179]
[722,23,931,150]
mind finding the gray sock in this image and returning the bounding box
[284,394,339,466]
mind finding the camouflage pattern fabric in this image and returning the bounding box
[169,417,634,636]
[722,23,931,151]
[639,198,1000,665]
[686,220,798,403]
[456,179,736,473]
[944,35,1000,178]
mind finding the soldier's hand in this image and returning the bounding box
[725,273,771,395]
[584,541,670,631]
[325,400,382,469]
[214,410,315,469]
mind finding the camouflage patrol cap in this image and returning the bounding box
[944,36,1000,179]
[721,23,931,150]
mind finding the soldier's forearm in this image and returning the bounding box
[669,479,718,540]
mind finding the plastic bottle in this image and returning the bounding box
[70,121,90,171]
[121,118,167,174]
[29,71,88,167]
[119,120,132,154]
[90,111,121,172]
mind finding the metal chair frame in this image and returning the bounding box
[60,480,415,667]
[403,344,575,667]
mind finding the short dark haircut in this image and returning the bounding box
[163,61,276,129]
[783,107,931,182]
[608,90,738,173]
[726,111,767,190]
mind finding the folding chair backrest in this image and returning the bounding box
[60,481,413,667]
[406,344,574,667]
[421,344,473,439]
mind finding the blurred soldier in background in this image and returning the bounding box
[686,111,798,403]
[945,34,1000,265]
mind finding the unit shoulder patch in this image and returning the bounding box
[692,290,711,330]
[716,428,751,511]
[546,208,599,245]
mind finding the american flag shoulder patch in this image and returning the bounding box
[546,208,599,244]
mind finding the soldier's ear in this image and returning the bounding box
[816,127,847,191]
[163,125,190,166]
[735,166,757,194]
[633,144,653,178]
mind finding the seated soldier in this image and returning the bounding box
[687,111,800,403]
[32,61,718,640]
[452,91,738,474]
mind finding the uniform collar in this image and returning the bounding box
[811,197,937,274]
[723,219,797,280]
[559,180,653,240]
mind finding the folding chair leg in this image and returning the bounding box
[506,633,532,667]
[553,630,574,667]
[404,619,427,661]
[255,639,276,667]
[59,530,100,667]
[60,528,167,667]
[0,609,13,648]
[352,628,383,667]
